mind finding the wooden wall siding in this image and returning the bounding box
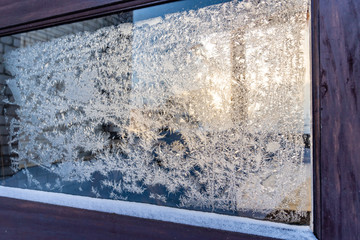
[0,196,278,240]
[0,0,171,36]
[318,0,360,239]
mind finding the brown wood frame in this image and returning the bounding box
[0,0,359,239]
[0,196,277,240]
[314,0,360,239]
[0,0,173,36]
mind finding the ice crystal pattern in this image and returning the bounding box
[4,0,310,221]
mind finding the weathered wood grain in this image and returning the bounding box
[318,0,360,239]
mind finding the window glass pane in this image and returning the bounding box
[0,0,311,225]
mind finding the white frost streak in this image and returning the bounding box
[4,0,310,222]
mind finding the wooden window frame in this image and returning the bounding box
[0,0,359,239]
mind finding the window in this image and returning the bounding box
[0,0,314,236]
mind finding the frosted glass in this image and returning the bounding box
[1,0,311,224]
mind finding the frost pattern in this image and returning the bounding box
[3,0,311,223]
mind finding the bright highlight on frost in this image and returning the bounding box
[3,0,311,224]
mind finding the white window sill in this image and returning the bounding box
[0,186,316,240]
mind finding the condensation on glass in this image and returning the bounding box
[0,0,311,224]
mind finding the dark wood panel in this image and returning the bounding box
[319,0,360,239]
[311,0,321,238]
[0,0,172,36]
[0,0,121,29]
[0,197,278,240]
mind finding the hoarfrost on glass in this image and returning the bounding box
[2,0,311,224]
